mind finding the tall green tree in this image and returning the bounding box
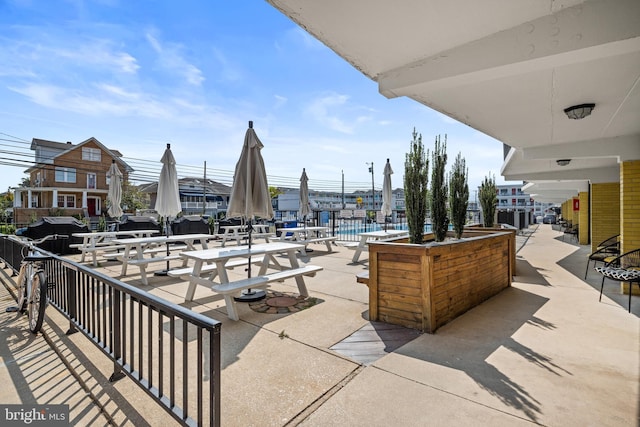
[449,152,469,239]
[404,129,429,244]
[430,135,448,242]
[269,186,282,200]
[122,182,149,213]
[479,174,498,227]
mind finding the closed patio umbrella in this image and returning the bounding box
[106,160,124,221]
[381,158,393,230]
[156,143,182,221]
[299,168,313,252]
[227,121,273,301]
[154,143,182,275]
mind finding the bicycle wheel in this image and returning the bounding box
[16,264,28,313]
[28,272,47,334]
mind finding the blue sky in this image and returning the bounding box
[0,0,512,197]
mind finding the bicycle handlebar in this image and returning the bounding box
[22,234,69,247]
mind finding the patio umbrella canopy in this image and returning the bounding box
[106,160,124,220]
[299,168,313,252]
[299,168,310,224]
[154,143,182,275]
[227,121,274,301]
[155,143,182,222]
[381,158,393,230]
[227,122,274,221]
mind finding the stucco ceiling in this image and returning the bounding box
[267,0,640,202]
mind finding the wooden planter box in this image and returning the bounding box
[365,229,515,333]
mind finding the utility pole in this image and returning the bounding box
[367,162,375,210]
[341,170,345,209]
[202,161,207,216]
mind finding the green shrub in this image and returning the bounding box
[430,135,448,242]
[479,174,498,227]
[449,152,469,239]
[404,129,429,244]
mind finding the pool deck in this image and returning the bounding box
[0,224,638,426]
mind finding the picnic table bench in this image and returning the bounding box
[179,242,323,320]
[348,230,409,263]
[112,233,213,285]
[216,224,274,247]
[274,226,336,253]
[71,230,159,266]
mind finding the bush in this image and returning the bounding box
[0,224,16,234]
[479,174,498,227]
[449,152,469,239]
[404,129,429,244]
[430,135,448,242]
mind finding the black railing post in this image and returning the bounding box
[211,327,221,427]
[109,289,125,382]
[65,267,78,335]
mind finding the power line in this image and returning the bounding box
[0,135,383,193]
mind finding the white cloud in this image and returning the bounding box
[9,82,173,118]
[273,95,287,109]
[306,93,354,134]
[145,31,204,86]
[97,83,140,99]
[211,48,244,82]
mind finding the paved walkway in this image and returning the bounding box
[0,225,638,426]
[0,269,111,425]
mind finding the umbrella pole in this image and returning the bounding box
[234,218,266,302]
[303,214,313,253]
[155,216,171,276]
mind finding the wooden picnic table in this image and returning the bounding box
[71,229,159,266]
[179,241,322,320]
[348,229,409,262]
[217,224,274,247]
[111,233,213,285]
[275,226,336,253]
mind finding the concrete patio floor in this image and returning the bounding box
[0,224,638,426]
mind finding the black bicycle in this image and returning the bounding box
[7,234,67,334]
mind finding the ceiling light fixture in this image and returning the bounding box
[556,159,571,166]
[564,103,595,120]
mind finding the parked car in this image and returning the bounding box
[543,214,557,224]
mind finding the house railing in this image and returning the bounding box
[0,235,221,427]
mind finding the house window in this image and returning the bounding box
[58,194,75,208]
[30,194,39,208]
[82,147,101,162]
[55,167,76,183]
[87,173,96,189]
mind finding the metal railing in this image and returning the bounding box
[0,235,221,427]
[293,210,415,242]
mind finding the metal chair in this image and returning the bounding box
[562,223,579,242]
[595,248,640,312]
[584,234,620,279]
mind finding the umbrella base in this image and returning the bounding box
[234,289,267,302]
[154,270,170,276]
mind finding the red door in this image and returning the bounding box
[87,198,97,216]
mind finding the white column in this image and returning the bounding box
[52,189,59,208]
[82,191,87,208]
[27,189,33,208]
[13,189,22,207]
